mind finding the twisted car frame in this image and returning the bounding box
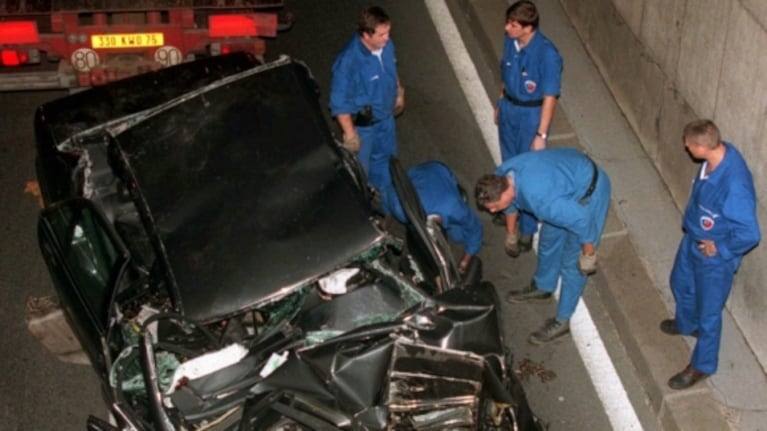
[31,52,543,430]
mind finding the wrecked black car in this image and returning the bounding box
[30,52,543,430]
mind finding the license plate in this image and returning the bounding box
[91,33,164,49]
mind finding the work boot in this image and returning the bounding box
[660,319,699,337]
[518,234,533,253]
[506,281,552,304]
[668,365,709,390]
[528,318,571,345]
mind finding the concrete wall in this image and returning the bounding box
[558,0,767,371]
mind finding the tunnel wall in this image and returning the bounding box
[558,0,767,372]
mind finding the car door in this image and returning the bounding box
[37,198,130,377]
[388,157,462,293]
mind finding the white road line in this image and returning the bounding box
[423,1,643,430]
[422,0,500,165]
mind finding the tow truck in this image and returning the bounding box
[0,0,291,91]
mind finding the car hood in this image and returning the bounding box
[110,58,382,322]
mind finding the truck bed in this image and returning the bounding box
[1,0,283,14]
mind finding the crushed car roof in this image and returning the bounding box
[117,59,382,322]
[42,57,383,322]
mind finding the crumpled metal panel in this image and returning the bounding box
[254,285,505,419]
[296,332,397,414]
[251,333,485,429]
[162,282,539,429]
[385,340,483,427]
[414,282,506,360]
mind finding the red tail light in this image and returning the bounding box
[1,50,28,66]
[208,14,278,38]
[0,21,40,44]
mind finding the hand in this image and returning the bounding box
[393,86,405,116]
[531,135,546,151]
[505,232,520,258]
[697,239,717,258]
[578,252,597,275]
[342,134,361,152]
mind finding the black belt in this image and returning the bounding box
[579,156,599,204]
[503,89,543,107]
[353,105,380,127]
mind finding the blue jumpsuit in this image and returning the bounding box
[669,142,760,374]
[498,31,562,237]
[496,148,611,320]
[330,35,399,191]
[382,162,483,257]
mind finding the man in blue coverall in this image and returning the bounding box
[662,119,760,390]
[495,1,563,257]
[475,148,611,344]
[382,161,483,274]
[329,6,404,192]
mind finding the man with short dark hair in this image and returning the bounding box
[494,0,563,257]
[330,6,404,192]
[662,119,760,390]
[475,148,610,344]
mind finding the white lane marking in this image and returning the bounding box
[423,1,643,430]
[422,1,500,165]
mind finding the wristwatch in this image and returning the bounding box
[536,131,548,140]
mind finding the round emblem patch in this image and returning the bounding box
[700,215,715,231]
[525,80,537,93]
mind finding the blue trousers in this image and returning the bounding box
[498,100,541,236]
[357,116,397,192]
[670,234,737,374]
[534,169,611,321]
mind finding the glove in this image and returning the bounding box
[578,252,598,275]
[342,134,361,152]
[504,232,520,258]
[393,86,405,116]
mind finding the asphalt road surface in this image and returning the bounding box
[0,1,628,430]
